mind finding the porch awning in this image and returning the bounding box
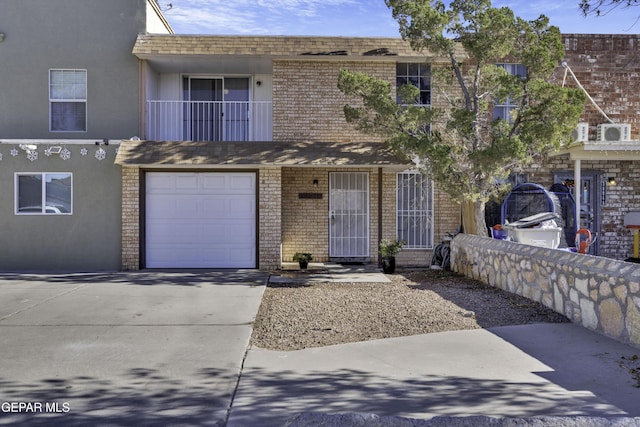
[551,140,640,161]
[114,140,411,169]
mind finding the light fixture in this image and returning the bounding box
[19,144,37,152]
[48,146,62,154]
[608,177,616,186]
[313,179,319,188]
[256,80,262,87]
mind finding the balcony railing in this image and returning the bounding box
[146,101,272,142]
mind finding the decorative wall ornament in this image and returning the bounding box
[80,147,88,156]
[10,148,18,156]
[60,148,71,160]
[45,146,62,156]
[27,150,38,162]
[0,152,3,161]
[95,147,106,161]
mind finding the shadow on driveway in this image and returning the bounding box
[0,367,232,426]
[0,270,268,287]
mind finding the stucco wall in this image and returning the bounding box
[0,144,122,271]
[451,234,640,348]
[0,0,145,139]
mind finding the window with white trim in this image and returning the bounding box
[15,173,72,215]
[493,63,526,122]
[397,172,434,249]
[396,63,431,105]
[49,69,87,132]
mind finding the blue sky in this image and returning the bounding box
[161,0,640,36]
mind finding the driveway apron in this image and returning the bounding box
[0,270,267,427]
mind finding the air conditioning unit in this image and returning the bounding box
[571,122,589,142]
[597,123,631,142]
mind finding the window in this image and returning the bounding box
[50,69,87,132]
[397,172,434,249]
[396,63,431,105]
[493,63,526,122]
[15,173,72,215]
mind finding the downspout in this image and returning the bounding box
[378,167,383,267]
[574,159,582,235]
[138,59,147,139]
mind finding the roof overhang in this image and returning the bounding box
[132,34,457,74]
[115,140,411,170]
[550,140,640,161]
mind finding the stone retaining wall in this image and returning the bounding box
[450,234,640,348]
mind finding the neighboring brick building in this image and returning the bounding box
[526,34,640,259]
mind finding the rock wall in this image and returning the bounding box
[451,234,640,348]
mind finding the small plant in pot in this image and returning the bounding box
[293,252,313,270]
[379,239,405,274]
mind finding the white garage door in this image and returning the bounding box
[146,172,256,268]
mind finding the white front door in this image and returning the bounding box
[145,172,256,268]
[329,172,369,258]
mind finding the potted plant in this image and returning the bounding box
[292,252,313,269]
[379,239,405,274]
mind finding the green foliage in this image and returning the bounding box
[292,252,313,262]
[338,0,586,233]
[379,239,406,257]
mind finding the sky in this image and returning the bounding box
[161,0,640,37]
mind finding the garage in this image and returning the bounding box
[145,172,256,268]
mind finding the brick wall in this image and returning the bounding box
[559,34,640,139]
[259,167,282,270]
[273,60,392,142]
[121,166,140,270]
[281,167,381,262]
[281,167,461,267]
[529,154,640,260]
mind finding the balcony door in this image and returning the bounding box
[184,77,249,141]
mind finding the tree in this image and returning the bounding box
[579,0,639,16]
[337,0,585,236]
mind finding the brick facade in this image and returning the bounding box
[119,38,462,270]
[558,34,640,139]
[273,60,391,143]
[121,166,140,271]
[259,167,282,270]
[520,34,640,260]
[281,167,382,263]
[122,33,640,268]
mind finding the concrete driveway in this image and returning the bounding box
[0,271,267,427]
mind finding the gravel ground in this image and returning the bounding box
[250,269,569,351]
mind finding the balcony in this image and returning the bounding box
[146,101,272,142]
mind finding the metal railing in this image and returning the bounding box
[146,100,272,141]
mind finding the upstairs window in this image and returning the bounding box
[396,63,431,105]
[50,69,87,132]
[493,63,526,122]
[15,173,72,215]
